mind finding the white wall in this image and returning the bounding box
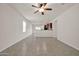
[0,4,32,52]
[34,30,54,37]
[57,4,79,50]
[50,20,57,37]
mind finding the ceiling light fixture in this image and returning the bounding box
[39,8,44,12]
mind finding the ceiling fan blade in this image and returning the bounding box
[39,3,43,8]
[45,8,52,10]
[43,3,47,6]
[32,5,38,8]
[34,10,39,14]
[41,12,44,15]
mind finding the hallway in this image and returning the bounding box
[1,35,79,56]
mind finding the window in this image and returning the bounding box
[23,20,26,32]
[35,27,41,30]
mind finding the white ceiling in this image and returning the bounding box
[9,3,75,25]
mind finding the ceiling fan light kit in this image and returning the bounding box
[39,8,44,12]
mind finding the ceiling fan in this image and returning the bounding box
[32,3,52,15]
